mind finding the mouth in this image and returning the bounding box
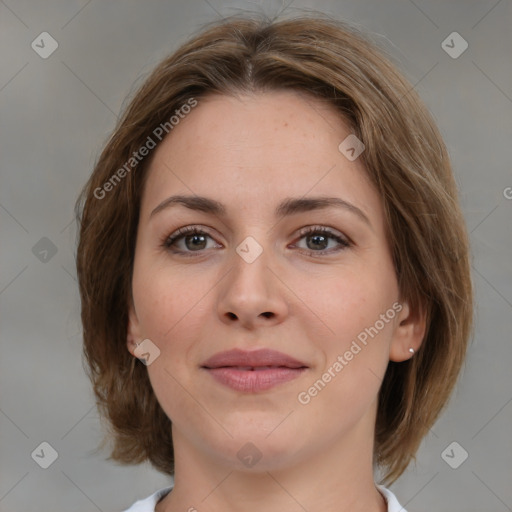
[219,366,296,371]
[201,348,308,392]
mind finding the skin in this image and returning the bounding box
[127,90,426,512]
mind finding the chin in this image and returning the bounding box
[212,428,306,471]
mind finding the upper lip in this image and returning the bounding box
[201,348,308,369]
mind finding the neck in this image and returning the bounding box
[156,405,387,512]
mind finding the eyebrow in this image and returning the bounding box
[150,195,372,229]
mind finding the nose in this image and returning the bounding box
[216,245,289,330]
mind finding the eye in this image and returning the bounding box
[162,225,351,257]
[162,226,221,256]
[292,226,351,256]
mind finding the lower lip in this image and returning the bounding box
[204,367,307,392]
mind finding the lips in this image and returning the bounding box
[201,348,308,392]
[201,348,308,370]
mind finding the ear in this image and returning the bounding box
[389,300,427,362]
[126,300,143,357]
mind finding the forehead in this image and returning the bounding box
[152,90,350,169]
[140,90,382,224]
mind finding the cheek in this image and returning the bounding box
[311,267,397,333]
[131,258,221,400]
[304,265,399,392]
[297,275,396,418]
[131,251,209,340]
[133,262,212,423]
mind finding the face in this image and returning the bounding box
[127,90,422,471]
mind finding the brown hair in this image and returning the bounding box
[75,12,473,486]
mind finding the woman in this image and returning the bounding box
[75,13,473,512]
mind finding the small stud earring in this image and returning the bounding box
[409,348,415,355]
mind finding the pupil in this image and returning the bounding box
[186,234,206,250]
[309,234,327,250]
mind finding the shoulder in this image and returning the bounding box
[121,486,173,512]
[376,484,408,512]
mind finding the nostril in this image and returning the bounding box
[261,312,274,318]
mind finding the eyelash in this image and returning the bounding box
[161,225,352,258]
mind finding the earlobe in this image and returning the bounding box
[389,300,427,362]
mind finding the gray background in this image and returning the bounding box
[1,0,511,511]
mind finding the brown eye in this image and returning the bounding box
[305,233,329,250]
[163,226,220,255]
[294,226,351,256]
[182,233,208,251]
